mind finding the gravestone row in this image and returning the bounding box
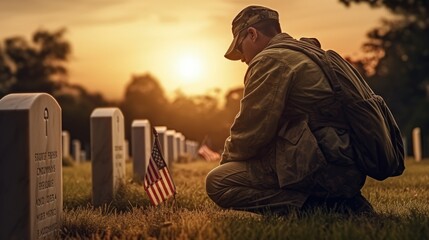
[62,130,85,163]
[1,92,427,240]
[0,93,200,239]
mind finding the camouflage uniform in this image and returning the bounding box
[206,6,366,212]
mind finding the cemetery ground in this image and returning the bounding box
[63,158,429,239]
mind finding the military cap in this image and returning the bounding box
[225,5,279,60]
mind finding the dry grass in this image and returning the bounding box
[62,159,429,239]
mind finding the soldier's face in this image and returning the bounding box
[237,28,265,65]
[238,36,250,64]
[237,29,256,65]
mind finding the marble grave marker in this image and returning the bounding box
[166,130,178,167]
[90,107,126,206]
[0,93,62,239]
[131,119,151,183]
[154,126,168,164]
[72,139,81,163]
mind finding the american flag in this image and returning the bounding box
[198,144,220,162]
[144,128,176,206]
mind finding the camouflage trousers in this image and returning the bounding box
[205,160,366,213]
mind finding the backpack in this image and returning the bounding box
[272,39,405,181]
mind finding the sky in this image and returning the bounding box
[0,0,391,101]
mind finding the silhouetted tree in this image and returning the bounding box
[57,83,111,151]
[0,28,70,95]
[120,73,170,142]
[224,87,243,121]
[168,92,226,150]
[0,29,111,154]
[168,91,200,139]
[0,50,13,96]
[206,87,244,150]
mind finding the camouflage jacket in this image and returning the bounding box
[221,33,365,195]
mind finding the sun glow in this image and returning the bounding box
[176,54,204,83]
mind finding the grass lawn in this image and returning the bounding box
[62,158,429,239]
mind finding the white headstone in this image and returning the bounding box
[412,127,422,162]
[80,150,87,162]
[194,141,199,159]
[72,139,81,163]
[185,140,192,157]
[154,126,168,162]
[175,132,182,157]
[0,93,62,239]
[186,140,199,160]
[166,130,178,167]
[179,134,185,156]
[90,107,126,206]
[62,130,70,159]
[131,120,151,183]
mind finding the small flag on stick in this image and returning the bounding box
[198,135,220,162]
[144,128,176,206]
[198,144,220,162]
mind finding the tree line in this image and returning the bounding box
[1,0,428,155]
[0,28,241,151]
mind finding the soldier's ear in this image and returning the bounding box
[248,27,258,41]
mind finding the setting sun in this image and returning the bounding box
[176,54,204,84]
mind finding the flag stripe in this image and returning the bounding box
[146,163,154,184]
[148,164,156,183]
[159,181,170,200]
[148,161,159,183]
[147,187,158,205]
[152,188,160,206]
[159,171,172,196]
[159,178,171,199]
[158,178,168,198]
[161,169,175,194]
[152,184,163,205]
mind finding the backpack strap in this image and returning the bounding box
[270,41,345,100]
[269,40,349,129]
[321,51,343,96]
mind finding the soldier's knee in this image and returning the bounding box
[205,167,229,208]
[205,167,221,197]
